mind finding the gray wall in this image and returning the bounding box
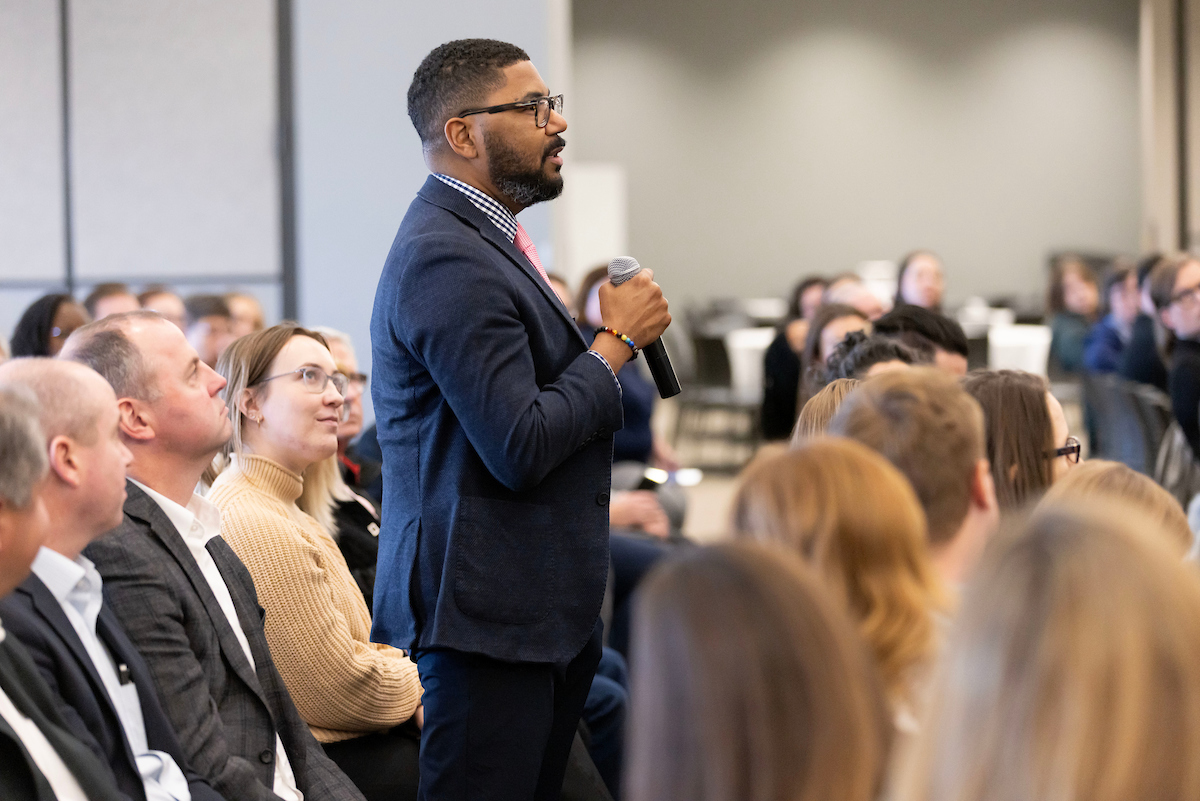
[572,0,1141,308]
[293,0,560,421]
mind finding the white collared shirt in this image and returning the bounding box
[130,481,302,801]
[32,548,191,801]
[0,623,88,800]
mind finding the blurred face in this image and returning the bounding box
[188,315,236,368]
[1163,261,1200,339]
[129,319,231,460]
[327,339,365,445]
[48,302,89,356]
[900,254,945,310]
[934,348,969,376]
[799,284,826,320]
[243,336,344,475]
[1046,392,1074,482]
[585,280,606,328]
[0,481,51,596]
[227,294,264,339]
[1062,269,1099,317]
[1108,273,1140,327]
[819,316,870,363]
[93,293,140,320]
[73,385,133,534]
[141,292,187,330]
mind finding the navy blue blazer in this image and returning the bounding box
[370,175,623,663]
[0,573,224,801]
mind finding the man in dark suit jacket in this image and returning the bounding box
[61,311,365,801]
[371,39,669,801]
[0,380,127,801]
[0,357,223,801]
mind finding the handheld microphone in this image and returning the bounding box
[607,257,681,399]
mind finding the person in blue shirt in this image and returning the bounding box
[1084,266,1139,373]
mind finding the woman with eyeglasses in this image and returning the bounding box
[961,370,1079,511]
[208,323,423,801]
[1150,255,1200,457]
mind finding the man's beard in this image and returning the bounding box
[485,130,565,208]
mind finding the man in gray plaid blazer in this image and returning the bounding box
[64,311,366,801]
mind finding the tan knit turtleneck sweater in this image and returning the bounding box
[209,454,421,743]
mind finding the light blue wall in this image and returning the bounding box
[293,1,557,423]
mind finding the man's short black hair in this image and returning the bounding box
[407,39,531,148]
[873,305,969,358]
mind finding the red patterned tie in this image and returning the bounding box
[514,222,552,287]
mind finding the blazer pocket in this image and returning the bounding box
[452,496,556,625]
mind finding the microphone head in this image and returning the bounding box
[607,256,642,286]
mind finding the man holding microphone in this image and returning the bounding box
[370,39,670,801]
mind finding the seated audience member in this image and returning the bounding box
[1151,255,1200,456]
[872,304,970,375]
[83,283,140,321]
[823,331,919,382]
[799,303,870,406]
[183,295,236,368]
[0,385,130,801]
[209,325,421,801]
[1042,459,1192,557]
[762,276,827,439]
[731,438,945,726]
[224,292,265,340]
[1046,255,1100,375]
[546,272,575,310]
[893,250,945,313]
[138,286,187,331]
[892,501,1200,801]
[790,378,861,445]
[61,311,367,801]
[826,275,887,320]
[961,370,1078,511]
[1083,265,1139,373]
[1119,253,1169,390]
[626,542,891,801]
[11,294,89,357]
[0,359,224,801]
[829,368,1000,589]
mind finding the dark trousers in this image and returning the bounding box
[415,622,603,801]
[323,721,421,801]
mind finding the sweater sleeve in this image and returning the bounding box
[219,499,421,735]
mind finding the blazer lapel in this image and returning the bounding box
[121,483,265,698]
[417,175,589,348]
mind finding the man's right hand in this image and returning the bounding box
[597,270,671,350]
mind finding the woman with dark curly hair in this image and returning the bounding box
[10,293,88,357]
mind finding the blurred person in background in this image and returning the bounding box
[893,250,945,313]
[626,542,892,801]
[138,286,187,331]
[1151,255,1200,456]
[762,275,827,440]
[184,294,236,368]
[225,292,265,339]
[1083,265,1140,373]
[1118,253,1169,390]
[826,274,887,320]
[11,294,89,357]
[892,500,1200,801]
[1046,255,1100,375]
[82,283,140,321]
[872,305,969,375]
[799,304,870,408]
[962,370,1077,511]
[732,438,946,729]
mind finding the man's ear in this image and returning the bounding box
[443,117,481,160]
[47,435,82,489]
[1160,308,1174,329]
[972,459,998,512]
[118,397,154,442]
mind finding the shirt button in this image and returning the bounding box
[596,492,609,506]
[259,749,274,764]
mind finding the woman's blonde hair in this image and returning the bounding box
[1043,459,1193,556]
[627,542,892,801]
[893,500,1200,801]
[731,437,944,707]
[790,378,861,446]
[209,323,352,536]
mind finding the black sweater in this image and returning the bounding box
[1119,313,1169,391]
[1169,338,1200,457]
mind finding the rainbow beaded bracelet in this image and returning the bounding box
[595,327,639,359]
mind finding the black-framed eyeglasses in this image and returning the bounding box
[1047,435,1081,464]
[459,94,564,128]
[256,366,348,397]
[1171,284,1200,306]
